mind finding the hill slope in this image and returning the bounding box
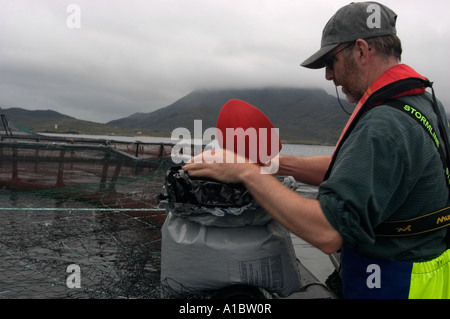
[108,87,354,145]
[0,107,138,136]
[0,88,354,144]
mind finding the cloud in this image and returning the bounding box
[0,0,449,123]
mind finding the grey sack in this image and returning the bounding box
[159,166,301,297]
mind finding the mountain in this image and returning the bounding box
[0,88,354,144]
[108,87,354,145]
[0,107,137,136]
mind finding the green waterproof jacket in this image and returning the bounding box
[319,92,449,262]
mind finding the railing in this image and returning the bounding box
[0,136,175,190]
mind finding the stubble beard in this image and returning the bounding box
[341,56,366,104]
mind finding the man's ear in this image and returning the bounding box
[354,38,371,66]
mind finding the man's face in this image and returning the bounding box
[324,44,366,104]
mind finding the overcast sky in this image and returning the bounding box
[1,0,449,123]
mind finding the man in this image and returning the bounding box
[183,2,450,298]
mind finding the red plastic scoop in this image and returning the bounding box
[216,99,282,165]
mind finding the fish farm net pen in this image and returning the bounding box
[0,157,187,299]
[0,132,236,299]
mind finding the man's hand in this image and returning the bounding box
[182,148,259,184]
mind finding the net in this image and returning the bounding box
[0,134,175,298]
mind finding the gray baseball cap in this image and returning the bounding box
[301,1,398,69]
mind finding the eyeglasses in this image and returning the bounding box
[321,42,355,70]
